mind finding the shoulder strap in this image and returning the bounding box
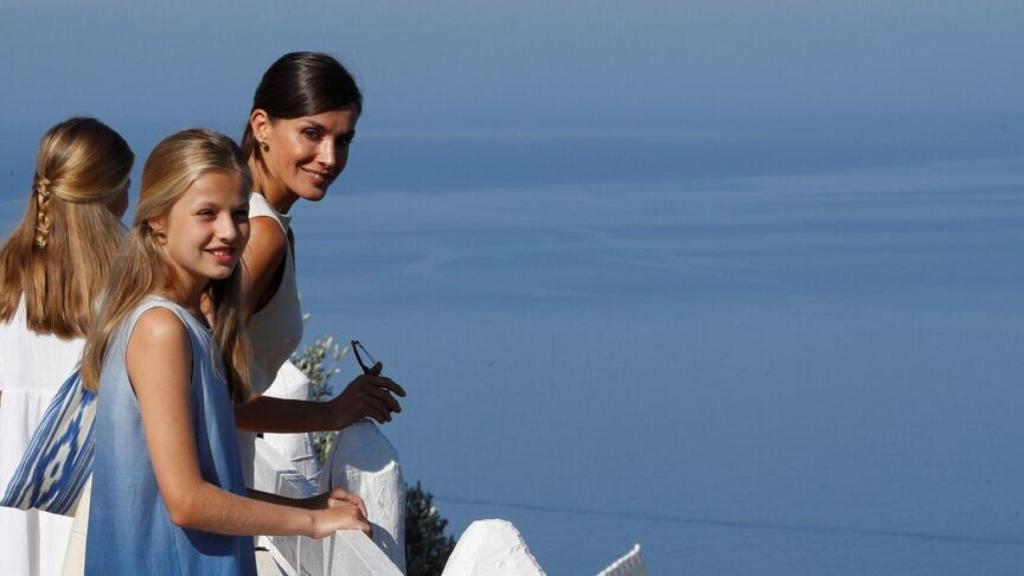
[117,297,204,367]
[249,192,289,236]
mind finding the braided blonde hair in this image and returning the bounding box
[33,176,54,248]
[0,117,134,338]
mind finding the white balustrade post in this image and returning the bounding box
[321,421,407,572]
[441,519,546,576]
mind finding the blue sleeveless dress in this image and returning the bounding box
[85,297,256,575]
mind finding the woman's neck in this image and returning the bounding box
[249,157,298,214]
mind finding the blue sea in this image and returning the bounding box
[3,139,1023,575]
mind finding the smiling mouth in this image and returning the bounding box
[301,167,333,185]
[206,247,236,259]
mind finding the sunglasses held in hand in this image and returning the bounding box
[351,340,383,376]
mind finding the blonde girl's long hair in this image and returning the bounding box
[0,117,133,338]
[80,129,253,404]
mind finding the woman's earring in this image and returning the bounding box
[260,141,269,152]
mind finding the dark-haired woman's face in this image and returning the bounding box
[257,106,358,204]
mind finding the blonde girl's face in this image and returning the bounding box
[253,106,358,203]
[155,171,250,290]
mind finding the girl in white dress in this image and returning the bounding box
[0,117,133,576]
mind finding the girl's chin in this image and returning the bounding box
[207,266,237,280]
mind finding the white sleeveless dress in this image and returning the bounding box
[238,192,311,485]
[0,301,79,576]
[247,192,304,394]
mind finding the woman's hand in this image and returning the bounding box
[328,371,407,428]
[233,371,407,434]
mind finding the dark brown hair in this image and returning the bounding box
[241,51,362,160]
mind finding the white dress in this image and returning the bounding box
[0,301,80,576]
[246,192,304,400]
[238,192,309,486]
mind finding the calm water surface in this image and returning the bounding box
[292,154,1024,575]
[2,148,1022,575]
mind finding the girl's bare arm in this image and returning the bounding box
[127,308,370,538]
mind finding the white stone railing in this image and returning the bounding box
[596,544,646,576]
[253,427,405,575]
[253,361,645,575]
[254,433,646,576]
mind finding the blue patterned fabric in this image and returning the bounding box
[85,297,256,575]
[0,370,95,515]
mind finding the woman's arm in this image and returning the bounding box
[127,308,370,538]
[233,373,406,432]
[236,214,406,433]
[241,216,289,317]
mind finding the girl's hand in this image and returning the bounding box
[308,488,368,518]
[328,372,407,427]
[310,501,372,539]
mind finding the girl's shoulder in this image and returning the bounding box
[126,306,193,382]
[131,305,190,347]
[127,296,185,327]
[120,297,208,351]
[100,298,202,398]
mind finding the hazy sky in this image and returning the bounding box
[1,1,1021,147]
[1,1,1022,198]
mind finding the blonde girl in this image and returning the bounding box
[0,117,132,576]
[79,129,368,574]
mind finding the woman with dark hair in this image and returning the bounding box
[233,52,406,484]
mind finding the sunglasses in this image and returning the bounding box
[351,340,383,376]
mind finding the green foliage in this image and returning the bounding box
[405,481,457,576]
[291,335,344,464]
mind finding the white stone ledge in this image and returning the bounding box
[442,520,546,576]
[254,434,406,576]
